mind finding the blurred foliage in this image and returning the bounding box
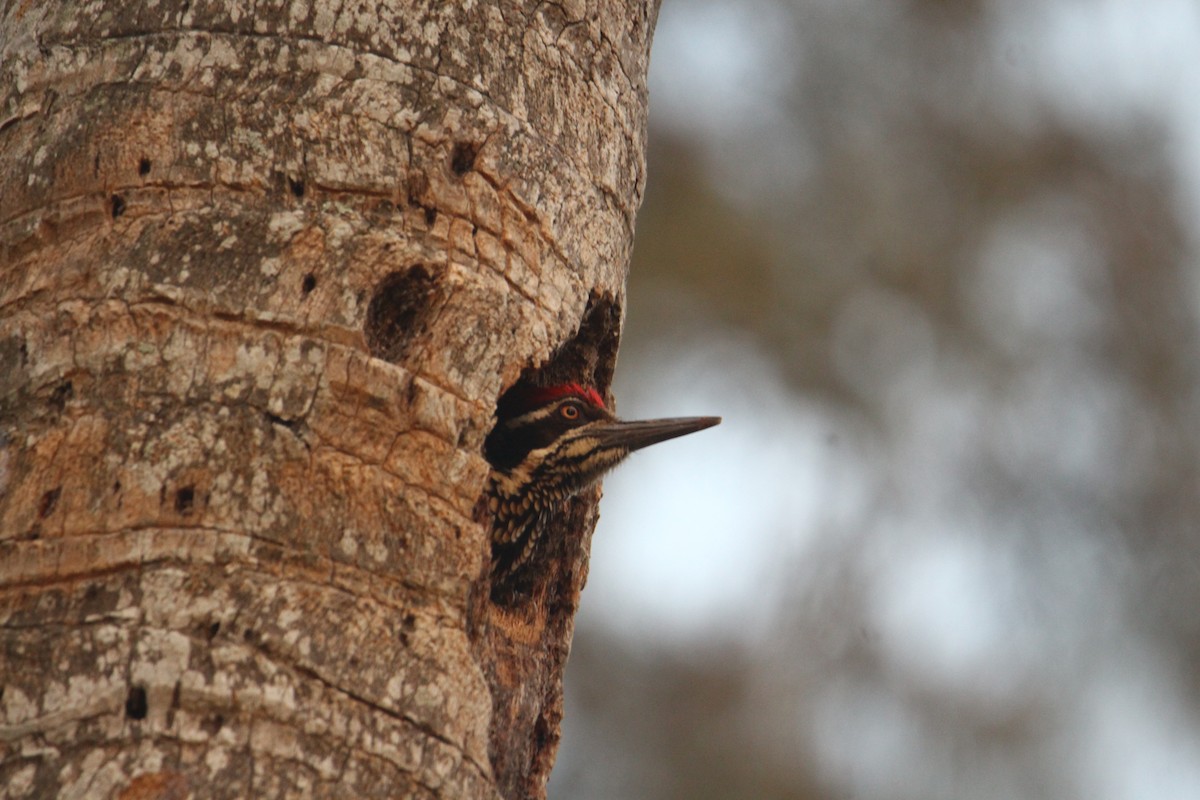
[553,635,825,799]
[551,1,1200,798]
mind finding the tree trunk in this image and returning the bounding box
[0,1,657,797]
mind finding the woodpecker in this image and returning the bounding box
[484,382,720,590]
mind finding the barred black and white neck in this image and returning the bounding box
[483,383,719,593]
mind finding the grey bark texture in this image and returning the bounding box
[0,1,657,797]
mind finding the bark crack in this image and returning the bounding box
[284,656,493,788]
[12,26,640,234]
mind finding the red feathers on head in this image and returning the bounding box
[535,383,604,408]
[502,383,605,414]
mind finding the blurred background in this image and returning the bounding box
[548,1,1200,798]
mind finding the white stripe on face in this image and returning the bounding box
[503,398,572,431]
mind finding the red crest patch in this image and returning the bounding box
[503,383,606,414]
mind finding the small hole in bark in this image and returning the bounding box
[80,584,113,623]
[110,194,125,218]
[424,205,437,225]
[37,487,61,518]
[301,273,317,295]
[243,627,255,643]
[450,141,478,176]
[112,480,121,494]
[289,176,306,198]
[264,410,303,436]
[534,712,552,750]
[364,266,442,364]
[125,686,148,720]
[138,157,151,176]
[202,714,224,735]
[49,379,73,411]
[174,486,195,515]
[207,621,221,640]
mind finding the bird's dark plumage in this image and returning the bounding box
[484,383,719,592]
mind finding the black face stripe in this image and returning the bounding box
[484,397,611,472]
[485,387,719,595]
[485,391,616,586]
[527,434,627,492]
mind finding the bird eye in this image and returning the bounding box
[561,404,580,420]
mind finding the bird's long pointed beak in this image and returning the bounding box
[595,416,721,453]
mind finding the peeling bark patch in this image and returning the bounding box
[450,141,479,176]
[138,157,151,176]
[37,486,61,518]
[117,771,189,800]
[364,266,442,364]
[125,685,148,719]
[301,273,317,296]
[174,486,195,515]
[111,194,126,218]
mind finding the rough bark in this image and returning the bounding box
[0,1,656,798]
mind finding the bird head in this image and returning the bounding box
[485,383,720,499]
